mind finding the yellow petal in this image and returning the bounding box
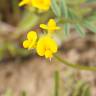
[19,1,25,6]
[45,50,52,58]
[46,36,58,53]
[32,0,51,11]
[36,38,45,56]
[56,27,60,30]
[28,41,36,49]
[27,31,37,41]
[48,27,60,32]
[23,40,30,48]
[19,0,28,6]
[48,19,56,27]
[40,24,48,29]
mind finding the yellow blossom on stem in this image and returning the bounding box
[36,35,58,59]
[40,19,60,33]
[19,0,32,6]
[23,31,37,49]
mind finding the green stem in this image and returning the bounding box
[54,54,96,71]
[54,70,59,96]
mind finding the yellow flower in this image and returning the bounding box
[19,0,32,6]
[32,0,51,11]
[40,19,60,32]
[19,0,51,11]
[23,31,37,49]
[36,35,58,58]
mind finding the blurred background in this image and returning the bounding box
[0,0,96,96]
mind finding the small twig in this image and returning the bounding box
[54,54,96,71]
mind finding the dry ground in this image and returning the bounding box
[0,32,96,96]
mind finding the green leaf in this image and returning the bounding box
[51,0,61,17]
[72,81,85,96]
[60,0,68,17]
[68,9,86,36]
[75,24,85,37]
[83,20,96,33]
[16,9,39,33]
[63,23,70,36]
[60,0,70,36]
[72,81,91,96]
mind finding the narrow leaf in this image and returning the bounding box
[75,24,85,37]
[60,0,68,17]
[60,0,70,36]
[83,20,96,33]
[51,0,61,17]
[72,81,85,96]
[69,9,86,36]
[17,9,39,33]
[64,23,70,36]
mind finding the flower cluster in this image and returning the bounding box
[19,0,51,11]
[23,19,60,59]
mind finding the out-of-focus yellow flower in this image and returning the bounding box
[19,0,51,11]
[32,0,51,11]
[40,19,60,33]
[36,35,58,58]
[23,31,37,49]
[19,0,32,6]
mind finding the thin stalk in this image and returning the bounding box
[54,70,59,96]
[54,54,96,71]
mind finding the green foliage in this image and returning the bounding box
[54,70,91,96]
[60,0,70,36]
[72,81,91,96]
[75,24,85,37]
[16,9,39,33]
[51,0,96,36]
[83,20,96,33]
[51,0,61,17]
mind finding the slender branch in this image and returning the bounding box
[54,54,96,71]
[54,70,59,96]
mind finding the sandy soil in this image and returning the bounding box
[0,32,96,96]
